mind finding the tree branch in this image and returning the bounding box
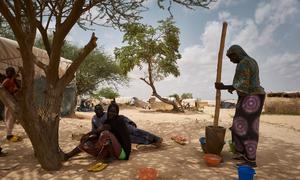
[58,33,98,90]
[140,77,151,86]
[0,1,24,39]
[58,0,85,38]
[47,0,85,84]
[35,20,52,56]
[33,54,48,72]
[13,0,22,23]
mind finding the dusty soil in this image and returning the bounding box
[0,107,299,180]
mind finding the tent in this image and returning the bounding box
[0,37,77,118]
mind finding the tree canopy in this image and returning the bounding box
[181,93,193,99]
[35,38,127,95]
[115,18,183,111]
[92,87,120,99]
[115,18,181,78]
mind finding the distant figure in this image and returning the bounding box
[1,67,22,142]
[215,45,265,168]
[91,104,162,146]
[65,102,131,162]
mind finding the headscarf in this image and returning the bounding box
[107,101,119,121]
[226,45,249,61]
[105,101,131,159]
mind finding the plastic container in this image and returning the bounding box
[238,165,256,180]
[199,137,206,144]
[199,137,207,153]
[138,167,157,180]
[203,153,222,167]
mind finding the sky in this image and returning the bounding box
[68,0,300,100]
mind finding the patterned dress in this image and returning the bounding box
[228,45,265,162]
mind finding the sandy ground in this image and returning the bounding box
[0,107,299,180]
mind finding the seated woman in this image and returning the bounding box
[64,101,131,161]
[91,104,163,147]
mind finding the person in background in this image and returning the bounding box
[1,67,22,142]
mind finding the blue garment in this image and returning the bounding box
[91,113,107,132]
[92,113,160,145]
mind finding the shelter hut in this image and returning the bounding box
[0,37,77,118]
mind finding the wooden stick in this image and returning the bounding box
[214,22,228,127]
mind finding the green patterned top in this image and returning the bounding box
[228,45,265,95]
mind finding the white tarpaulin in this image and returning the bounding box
[0,37,77,116]
[0,37,72,78]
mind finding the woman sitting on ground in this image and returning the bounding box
[64,101,131,161]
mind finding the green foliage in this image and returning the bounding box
[0,15,15,40]
[35,38,127,95]
[169,93,180,99]
[114,18,181,81]
[76,50,127,95]
[92,87,120,99]
[169,93,193,100]
[181,93,193,99]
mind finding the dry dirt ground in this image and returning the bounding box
[0,107,299,180]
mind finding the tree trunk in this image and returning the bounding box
[141,59,184,112]
[24,116,62,170]
[152,92,183,112]
[19,88,64,171]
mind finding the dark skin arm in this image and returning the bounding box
[215,82,235,94]
[81,124,111,143]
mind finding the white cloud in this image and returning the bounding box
[119,0,300,99]
[210,0,243,10]
[255,0,298,25]
[254,0,298,46]
[231,19,258,52]
[174,0,299,98]
[263,53,300,79]
[218,11,231,20]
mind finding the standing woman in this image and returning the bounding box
[215,45,265,167]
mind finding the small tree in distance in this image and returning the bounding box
[92,87,120,99]
[181,93,193,99]
[115,18,184,112]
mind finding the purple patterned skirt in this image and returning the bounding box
[230,94,265,162]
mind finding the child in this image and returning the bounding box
[2,67,22,142]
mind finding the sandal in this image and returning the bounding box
[7,135,22,142]
[232,154,245,160]
[87,162,108,172]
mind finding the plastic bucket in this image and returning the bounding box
[199,137,207,153]
[199,137,206,145]
[238,165,256,180]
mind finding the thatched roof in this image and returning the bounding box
[267,92,300,98]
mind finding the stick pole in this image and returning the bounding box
[214,22,228,127]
